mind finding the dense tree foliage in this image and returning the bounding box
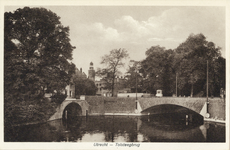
[141,46,175,95]
[175,33,223,97]
[4,7,75,125]
[125,33,225,97]
[96,49,129,96]
[72,76,97,96]
[125,60,144,93]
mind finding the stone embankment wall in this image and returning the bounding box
[208,98,225,120]
[85,96,136,115]
[85,96,105,115]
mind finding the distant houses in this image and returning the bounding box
[95,76,130,97]
[65,62,131,98]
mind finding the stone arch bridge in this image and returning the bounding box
[49,98,89,121]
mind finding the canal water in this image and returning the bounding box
[5,115,225,142]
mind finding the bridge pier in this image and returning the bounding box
[135,100,142,114]
[199,102,210,118]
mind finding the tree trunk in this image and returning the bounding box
[111,74,115,97]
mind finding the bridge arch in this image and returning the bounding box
[141,104,199,114]
[138,98,207,124]
[62,102,82,119]
[138,97,207,115]
[141,104,204,124]
[49,99,89,121]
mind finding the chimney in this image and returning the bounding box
[80,68,82,73]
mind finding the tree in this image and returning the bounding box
[125,33,225,97]
[211,57,226,96]
[96,49,129,96]
[72,76,97,96]
[175,33,223,97]
[140,46,175,95]
[125,60,143,93]
[4,7,75,124]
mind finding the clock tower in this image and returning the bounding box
[88,62,95,81]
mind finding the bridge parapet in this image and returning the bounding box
[138,97,207,115]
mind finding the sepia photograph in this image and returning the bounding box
[1,0,229,150]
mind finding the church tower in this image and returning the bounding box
[88,62,95,81]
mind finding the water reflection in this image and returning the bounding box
[4,115,225,142]
[139,114,205,142]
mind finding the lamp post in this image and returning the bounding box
[176,73,177,97]
[135,70,137,100]
[206,60,210,118]
[130,60,140,111]
[207,60,208,101]
[130,60,139,100]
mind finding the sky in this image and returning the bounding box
[4,6,226,78]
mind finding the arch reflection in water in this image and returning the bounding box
[140,114,206,142]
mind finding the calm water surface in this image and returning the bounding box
[5,115,225,142]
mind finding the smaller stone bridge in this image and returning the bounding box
[137,97,208,117]
[49,98,89,121]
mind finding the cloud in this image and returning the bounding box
[91,23,120,41]
[70,7,225,75]
[74,7,224,53]
[114,8,224,47]
[72,22,120,44]
[73,7,224,50]
[114,16,149,35]
[148,37,176,42]
[113,11,188,44]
